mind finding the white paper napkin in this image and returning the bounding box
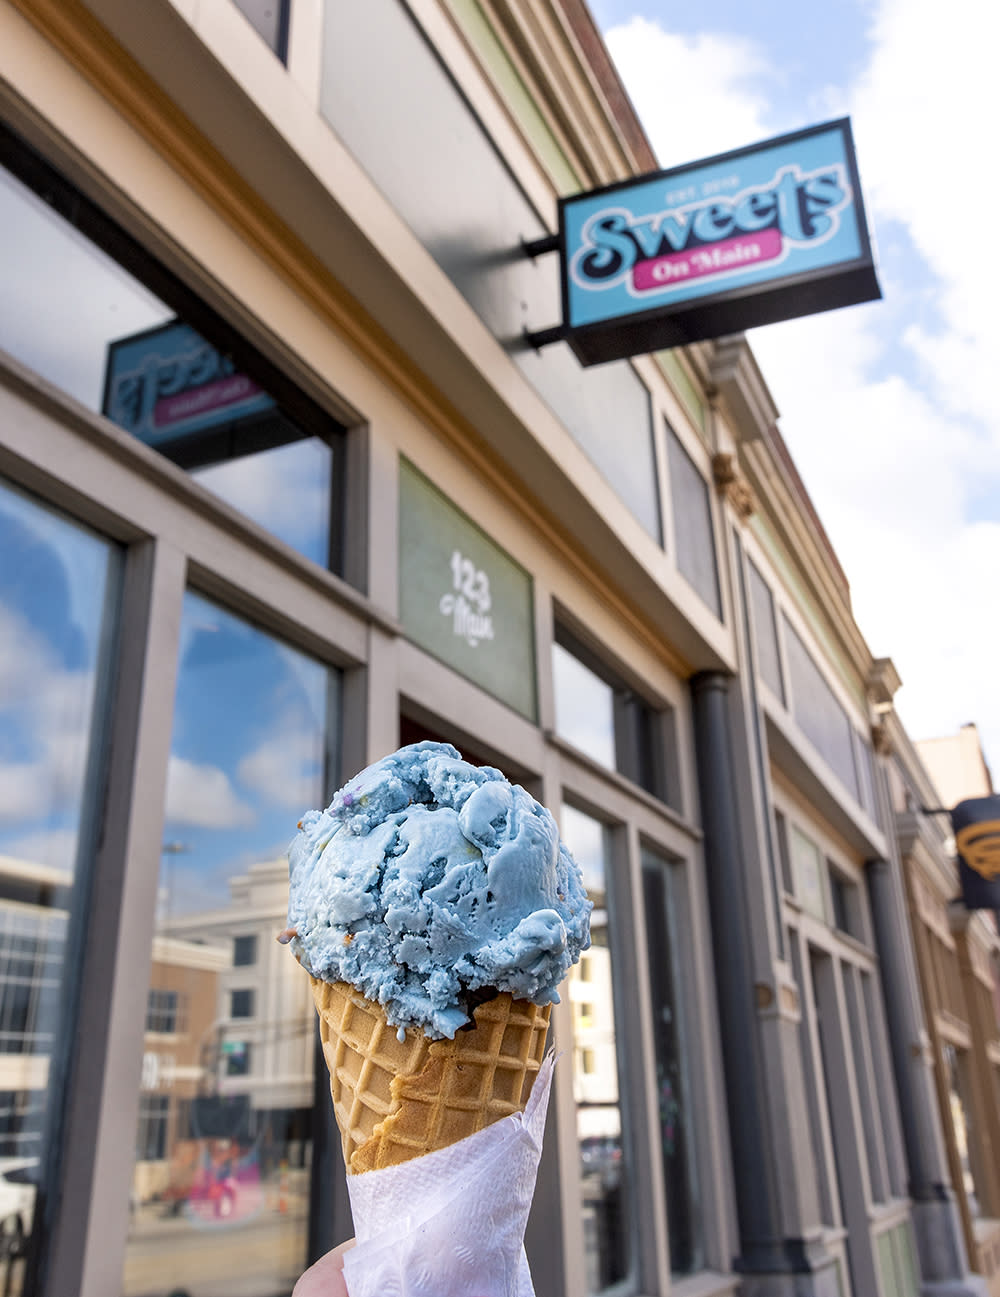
[341,1054,555,1297]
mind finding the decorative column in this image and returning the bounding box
[692,671,838,1294]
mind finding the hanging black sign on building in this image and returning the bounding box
[950,795,1000,910]
[529,119,880,367]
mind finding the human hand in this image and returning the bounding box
[292,1239,356,1296]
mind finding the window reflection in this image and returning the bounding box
[641,849,701,1274]
[192,438,333,567]
[666,424,721,618]
[553,644,616,772]
[0,164,171,410]
[552,634,678,808]
[1,142,341,573]
[0,478,119,1292]
[561,805,632,1294]
[122,592,338,1297]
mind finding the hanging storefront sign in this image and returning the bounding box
[103,319,275,449]
[398,459,537,721]
[950,795,1000,909]
[549,118,879,366]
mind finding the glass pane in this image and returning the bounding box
[747,559,784,701]
[553,644,615,771]
[774,810,794,894]
[232,0,287,56]
[191,438,333,567]
[790,824,826,921]
[641,850,701,1274]
[853,731,878,821]
[561,805,632,1294]
[0,477,119,1292]
[781,617,859,801]
[666,425,721,618]
[0,151,338,573]
[122,592,337,1297]
[841,965,886,1203]
[788,936,838,1226]
[0,164,171,409]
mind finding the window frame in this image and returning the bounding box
[0,121,350,578]
[551,742,732,1291]
[775,784,910,1258]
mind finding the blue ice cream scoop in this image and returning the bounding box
[286,741,592,1039]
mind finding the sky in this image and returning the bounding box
[589,0,1000,783]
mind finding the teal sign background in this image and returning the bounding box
[398,460,537,721]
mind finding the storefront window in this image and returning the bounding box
[553,632,679,807]
[122,592,338,1297]
[0,133,344,572]
[641,849,701,1274]
[0,477,120,1291]
[561,805,633,1294]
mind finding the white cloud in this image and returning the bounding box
[191,437,331,560]
[603,19,771,167]
[237,727,323,809]
[164,755,256,829]
[0,761,51,823]
[850,0,999,444]
[0,605,97,824]
[1,827,78,874]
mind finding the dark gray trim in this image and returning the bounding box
[865,859,941,1202]
[732,530,785,960]
[690,671,789,1275]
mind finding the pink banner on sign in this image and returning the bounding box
[632,227,783,293]
[154,373,262,428]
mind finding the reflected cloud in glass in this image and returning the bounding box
[192,438,332,567]
[552,643,615,771]
[0,481,117,873]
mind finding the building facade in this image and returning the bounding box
[895,725,1000,1293]
[0,1,992,1296]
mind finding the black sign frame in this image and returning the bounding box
[556,119,880,367]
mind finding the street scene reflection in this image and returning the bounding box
[0,481,119,1295]
[122,593,335,1297]
[561,805,631,1295]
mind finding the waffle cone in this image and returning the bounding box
[310,978,551,1174]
